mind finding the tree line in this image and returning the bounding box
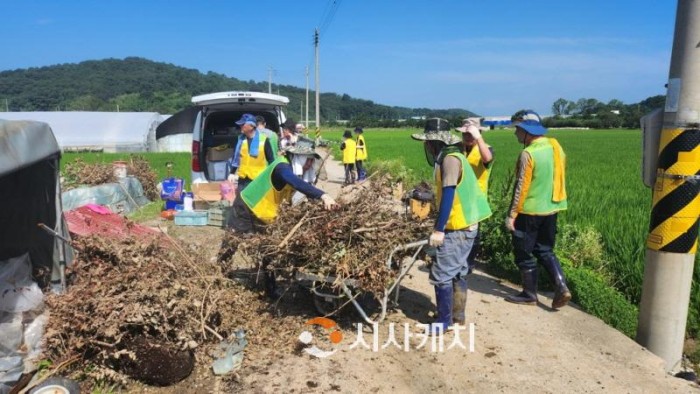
[544,96,666,129]
[0,57,476,127]
[0,57,664,129]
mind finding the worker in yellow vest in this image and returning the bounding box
[229,145,338,297]
[340,130,357,185]
[505,110,570,309]
[228,113,276,191]
[455,118,493,275]
[411,118,492,332]
[354,127,368,181]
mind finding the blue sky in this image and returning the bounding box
[0,0,676,116]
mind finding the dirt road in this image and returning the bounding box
[232,149,696,393]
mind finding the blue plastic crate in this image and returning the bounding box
[174,210,208,226]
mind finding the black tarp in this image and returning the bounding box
[0,119,72,287]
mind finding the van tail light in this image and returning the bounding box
[191,141,201,172]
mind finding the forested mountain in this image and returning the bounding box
[0,57,476,126]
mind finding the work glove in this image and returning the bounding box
[429,231,445,247]
[505,217,515,232]
[227,173,238,184]
[320,194,338,210]
[465,125,482,140]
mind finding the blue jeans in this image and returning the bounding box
[430,228,477,286]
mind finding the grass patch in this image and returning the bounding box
[126,201,163,223]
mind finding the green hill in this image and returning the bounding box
[0,57,477,126]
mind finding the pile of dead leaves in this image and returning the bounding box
[62,155,159,200]
[43,233,304,387]
[219,176,429,296]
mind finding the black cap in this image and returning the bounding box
[343,130,353,138]
[354,127,363,133]
[282,119,297,131]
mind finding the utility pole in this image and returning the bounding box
[305,65,310,128]
[4,98,8,112]
[267,66,275,94]
[314,28,321,140]
[637,0,700,372]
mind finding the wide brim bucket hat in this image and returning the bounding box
[411,117,461,145]
[283,145,321,159]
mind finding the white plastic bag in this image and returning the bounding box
[0,254,43,313]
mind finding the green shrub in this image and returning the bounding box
[561,257,638,338]
[557,224,607,272]
[366,159,418,186]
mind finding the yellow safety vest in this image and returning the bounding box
[356,134,368,161]
[343,138,357,164]
[435,152,492,230]
[465,145,492,195]
[237,133,268,180]
[240,156,294,224]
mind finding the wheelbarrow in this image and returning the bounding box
[295,240,428,325]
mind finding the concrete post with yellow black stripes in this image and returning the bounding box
[637,0,700,372]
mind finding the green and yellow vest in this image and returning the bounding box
[435,152,492,230]
[518,137,568,215]
[241,156,294,224]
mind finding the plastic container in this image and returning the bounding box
[164,200,180,210]
[113,161,128,179]
[160,177,184,201]
[174,210,208,226]
[183,192,194,211]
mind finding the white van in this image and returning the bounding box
[158,91,289,183]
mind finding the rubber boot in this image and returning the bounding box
[452,276,468,326]
[433,284,453,333]
[540,256,571,309]
[351,171,356,184]
[505,268,538,305]
[358,169,367,181]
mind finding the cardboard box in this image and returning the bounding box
[192,182,223,203]
[207,161,229,181]
[194,199,231,211]
[207,147,234,162]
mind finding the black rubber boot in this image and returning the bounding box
[540,256,571,309]
[505,268,538,305]
[452,276,468,325]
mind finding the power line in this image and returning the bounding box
[318,0,343,38]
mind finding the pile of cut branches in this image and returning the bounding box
[43,233,302,386]
[62,155,158,200]
[219,177,429,296]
